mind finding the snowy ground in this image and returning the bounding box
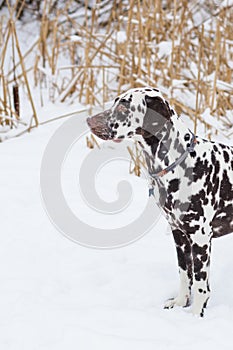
[1,108,233,350]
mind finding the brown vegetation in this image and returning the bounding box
[0,0,232,150]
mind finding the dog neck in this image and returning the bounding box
[137,115,195,175]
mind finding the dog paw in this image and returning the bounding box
[191,298,209,318]
[164,295,190,309]
[191,306,204,318]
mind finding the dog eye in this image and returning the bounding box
[116,103,128,113]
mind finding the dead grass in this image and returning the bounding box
[0,0,233,146]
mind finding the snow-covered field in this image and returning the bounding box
[1,107,233,350]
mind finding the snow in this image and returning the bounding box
[219,0,233,8]
[156,41,173,59]
[70,35,83,43]
[116,31,127,44]
[207,73,233,93]
[201,108,224,132]
[1,109,233,349]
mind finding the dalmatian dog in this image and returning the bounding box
[87,87,233,317]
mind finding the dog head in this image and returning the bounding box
[87,87,174,143]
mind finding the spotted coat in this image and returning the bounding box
[87,87,233,317]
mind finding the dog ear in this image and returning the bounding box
[141,96,173,136]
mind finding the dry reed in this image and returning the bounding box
[0,1,233,172]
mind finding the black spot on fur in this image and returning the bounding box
[201,253,208,262]
[190,151,196,158]
[194,257,203,273]
[211,151,216,164]
[195,271,207,281]
[193,243,208,255]
[223,150,229,163]
[168,179,180,193]
[165,100,173,117]
[164,156,169,166]
[177,143,185,154]
[193,157,206,180]
[176,247,187,271]
[184,167,193,179]
[220,170,233,201]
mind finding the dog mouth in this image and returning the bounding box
[112,139,122,143]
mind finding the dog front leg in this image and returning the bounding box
[164,229,193,309]
[191,230,212,317]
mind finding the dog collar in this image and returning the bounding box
[150,133,197,178]
[148,133,197,196]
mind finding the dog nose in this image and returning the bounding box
[87,113,107,129]
[87,116,99,129]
